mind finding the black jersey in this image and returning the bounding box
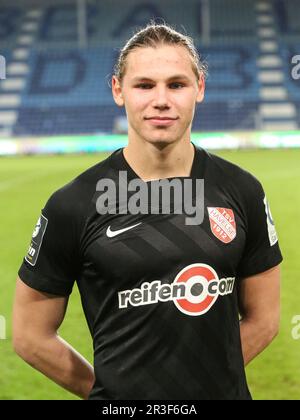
[19,146,282,400]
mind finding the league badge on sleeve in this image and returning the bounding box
[264,196,278,246]
[207,207,236,244]
[25,214,48,266]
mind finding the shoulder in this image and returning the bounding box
[202,148,264,199]
[45,153,113,219]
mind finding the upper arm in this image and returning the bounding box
[238,265,281,327]
[13,276,69,344]
[17,188,81,298]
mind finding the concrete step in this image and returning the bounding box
[0,78,26,91]
[257,55,282,68]
[16,34,35,46]
[262,121,298,130]
[257,14,274,24]
[25,9,43,19]
[260,103,297,118]
[258,70,284,83]
[255,2,272,12]
[0,111,18,124]
[0,95,21,107]
[6,63,29,75]
[258,27,276,38]
[260,41,278,53]
[12,49,30,60]
[21,22,40,32]
[260,87,287,100]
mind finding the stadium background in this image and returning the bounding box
[0,0,299,399]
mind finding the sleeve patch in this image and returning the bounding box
[25,214,48,266]
[264,196,278,246]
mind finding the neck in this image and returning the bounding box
[123,138,195,182]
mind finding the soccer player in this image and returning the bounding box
[13,24,282,400]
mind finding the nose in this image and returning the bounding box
[152,85,170,109]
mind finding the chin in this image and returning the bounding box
[144,134,179,148]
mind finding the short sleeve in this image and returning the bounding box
[18,189,80,296]
[237,178,283,278]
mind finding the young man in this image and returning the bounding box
[13,24,282,400]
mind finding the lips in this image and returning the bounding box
[145,116,178,120]
[145,116,178,126]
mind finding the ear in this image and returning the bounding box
[112,75,124,107]
[196,74,205,104]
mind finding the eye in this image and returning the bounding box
[136,83,153,89]
[169,82,185,89]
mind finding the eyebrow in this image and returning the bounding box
[132,75,191,83]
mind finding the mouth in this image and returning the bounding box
[144,117,179,126]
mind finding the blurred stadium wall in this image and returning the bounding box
[0,0,300,154]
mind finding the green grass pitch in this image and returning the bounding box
[0,149,299,400]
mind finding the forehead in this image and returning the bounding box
[124,44,195,79]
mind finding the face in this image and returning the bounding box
[112,44,205,148]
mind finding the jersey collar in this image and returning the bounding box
[109,143,206,182]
